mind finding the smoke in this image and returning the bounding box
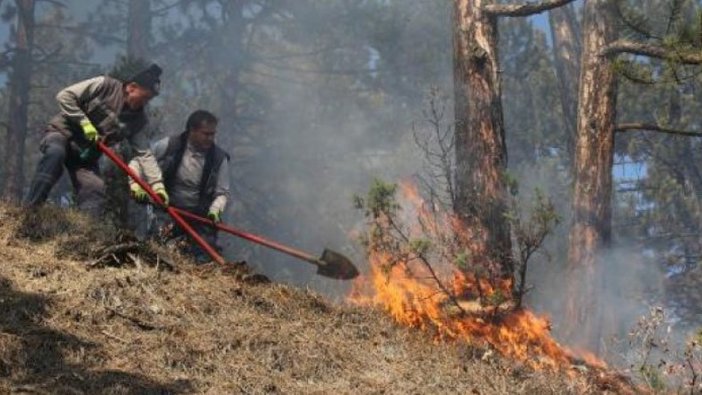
[14,1,702,372]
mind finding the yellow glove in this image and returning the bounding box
[153,185,169,206]
[130,183,148,203]
[207,210,222,223]
[80,119,99,142]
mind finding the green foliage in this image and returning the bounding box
[409,238,432,256]
[454,250,471,272]
[639,365,667,392]
[358,179,400,220]
[508,188,561,307]
[485,288,507,308]
[502,171,519,197]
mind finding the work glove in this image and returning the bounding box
[130,183,148,203]
[207,210,222,223]
[153,185,169,206]
[78,119,101,162]
[80,119,99,142]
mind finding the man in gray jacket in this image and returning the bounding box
[25,64,168,216]
[129,110,230,261]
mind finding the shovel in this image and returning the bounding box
[98,141,228,265]
[98,141,359,280]
[171,207,360,280]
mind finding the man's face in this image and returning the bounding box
[188,121,217,151]
[124,82,155,110]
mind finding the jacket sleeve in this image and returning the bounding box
[128,136,168,189]
[55,76,106,124]
[208,157,231,214]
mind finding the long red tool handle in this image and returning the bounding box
[97,141,227,265]
[170,207,321,265]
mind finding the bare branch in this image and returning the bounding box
[602,40,702,64]
[482,0,577,17]
[616,123,702,138]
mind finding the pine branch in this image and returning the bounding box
[602,40,702,64]
[616,123,702,138]
[482,0,577,18]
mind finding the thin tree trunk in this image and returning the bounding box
[452,0,513,278]
[109,0,151,229]
[3,0,35,201]
[565,0,618,353]
[548,4,581,164]
[220,1,244,122]
[127,0,151,60]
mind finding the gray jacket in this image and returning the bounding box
[50,75,163,186]
[130,135,230,214]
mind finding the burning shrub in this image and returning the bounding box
[350,178,582,369]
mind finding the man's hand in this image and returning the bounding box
[80,119,99,142]
[130,183,148,203]
[207,210,222,223]
[153,185,169,206]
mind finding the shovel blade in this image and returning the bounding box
[316,249,360,280]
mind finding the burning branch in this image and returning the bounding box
[354,179,467,316]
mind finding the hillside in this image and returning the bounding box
[0,206,627,394]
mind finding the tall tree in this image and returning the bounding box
[564,0,619,351]
[548,4,581,164]
[3,0,35,201]
[451,0,576,279]
[565,0,702,350]
[127,0,151,60]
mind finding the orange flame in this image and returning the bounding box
[349,181,605,370]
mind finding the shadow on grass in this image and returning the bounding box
[0,276,191,394]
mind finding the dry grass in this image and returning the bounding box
[0,206,630,394]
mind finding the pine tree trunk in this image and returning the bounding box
[107,0,151,229]
[3,0,35,201]
[452,0,513,278]
[220,1,244,121]
[127,0,151,60]
[564,0,618,352]
[548,4,581,164]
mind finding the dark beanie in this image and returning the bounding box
[129,63,162,95]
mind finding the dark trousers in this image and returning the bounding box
[155,206,220,263]
[25,131,106,217]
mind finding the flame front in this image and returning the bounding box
[349,181,602,370]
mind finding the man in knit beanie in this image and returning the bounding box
[25,63,168,216]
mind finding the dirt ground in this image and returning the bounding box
[0,206,630,394]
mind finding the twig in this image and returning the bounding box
[106,307,162,331]
[386,214,467,316]
[101,330,128,344]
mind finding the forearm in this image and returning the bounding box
[132,149,164,188]
[209,159,231,213]
[127,157,143,187]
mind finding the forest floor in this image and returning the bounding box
[0,206,635,394]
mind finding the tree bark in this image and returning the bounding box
[127,0,151,60]
[220,1,244,122]
[3,0,35,201]
[565,0,618,353]
[452,0,512,277]
[109,0,151,229]
[548,4,581,164]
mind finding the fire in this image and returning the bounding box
[349,181,604,370]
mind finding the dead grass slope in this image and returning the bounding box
[0,206,619,394]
